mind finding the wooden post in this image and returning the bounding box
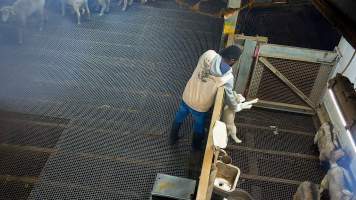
[235,40,257,94]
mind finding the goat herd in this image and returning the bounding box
[0,0,150,44]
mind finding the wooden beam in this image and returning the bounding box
[316,103,331,124]
[247,60,264,98]
[227,145,319,160]
[309,63,333,105]
[196,87,225,200]
[254,99,315,115]
[259,44,338,64]
[240,174,301,185]
[235,34,268,43]
[0,175,38,184]
[235,40,257,94]
[236,122,314,136]
[259,57,316,109]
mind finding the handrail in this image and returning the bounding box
[195,87,225,200]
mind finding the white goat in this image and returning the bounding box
[222,92,258,144]
[0,0,46,44]
[61,0,90,24]
[293,181,320,200]
[96,0,110,16]
[117,0,133,11]
[314,122,337,162]
[320,150,354,200]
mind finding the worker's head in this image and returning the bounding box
[219,45,241,66]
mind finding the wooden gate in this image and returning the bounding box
[235,36,338,114]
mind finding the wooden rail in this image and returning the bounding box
[196,87,225,200]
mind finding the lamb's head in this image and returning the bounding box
[233,91,245,103]
[0,6,15,22]
[320,122,331,132]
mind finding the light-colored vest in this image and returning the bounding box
[183,50,233,112]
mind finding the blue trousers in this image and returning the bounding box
[173,101,206,136]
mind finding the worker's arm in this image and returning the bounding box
[224,77,239,112]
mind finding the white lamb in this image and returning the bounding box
[293,181,320,200]
[117,0,133,11]
[319,150,354,200]
[314,122,337,162]
[0,0,46,44]
[61,0,90,24]
[96,0,110,16]
[222,92,258,144]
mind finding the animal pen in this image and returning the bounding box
[0,0,351,200]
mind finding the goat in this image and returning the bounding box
[0,0,46,44]
[61,0,90,24]
[96,0,110,16]
[117,0,133,11]
[314,122,337,162]
[293,181,320,200]
[320,150,354,200]
[222,92,258,144]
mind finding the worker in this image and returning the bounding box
[169,45,242,151]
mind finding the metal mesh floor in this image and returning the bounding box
[0,1,222,199]
[237,3,340,50]
[228,108,326,200]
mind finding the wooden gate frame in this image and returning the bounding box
[246,44,339,115]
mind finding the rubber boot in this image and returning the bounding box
[169,122,181,145]
[192,132,204,151]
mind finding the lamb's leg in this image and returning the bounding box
[118,0,123,6]
[240,98,258,110]
[319,175,328,194]
[61,1,66,16]
[314,129,320,144]
[122,0,128,11]
[85,0,90,19]
[39,6,45,31]
[230,125,242,143]
[74,7,81,24]
[99,3,106,16]
[106,0,111,11]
